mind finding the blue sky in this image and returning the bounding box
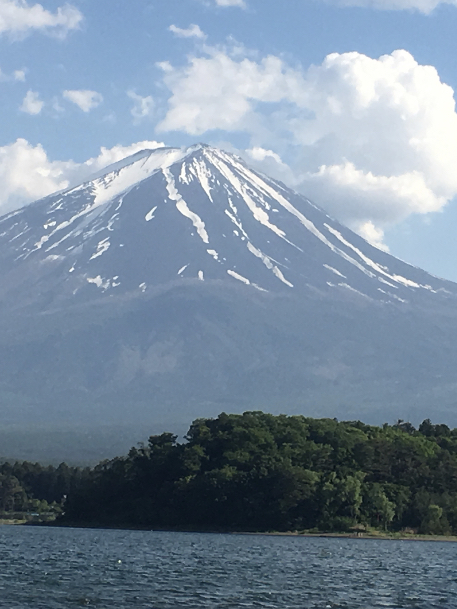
[2,0,457,280]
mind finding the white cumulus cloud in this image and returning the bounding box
[63,89,103,112]
[157,52,304,135]
[19,89,43,114]
[157,46,457,249]
[0,139,165,215]
[0,139,70,213]
[0,0,82,38]
[169,24,206,39]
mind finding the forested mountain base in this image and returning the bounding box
[49,412,457,535]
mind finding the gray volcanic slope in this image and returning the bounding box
[0,144,456,461]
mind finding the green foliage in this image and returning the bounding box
[9,412,457,534]
[53,412,457,534]
[0,459,90,519]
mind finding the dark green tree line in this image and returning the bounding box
[58,412,457,534]
[0,460,91,518]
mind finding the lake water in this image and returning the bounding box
[0,527,456,608]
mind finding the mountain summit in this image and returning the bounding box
[0,144,456,461]
[1,143,453,309]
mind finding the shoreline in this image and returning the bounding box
[238,531,457,543]
[14,520,457,542]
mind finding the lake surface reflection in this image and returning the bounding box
[0,526,456,608]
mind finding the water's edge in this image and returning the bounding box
[15,519,457,543]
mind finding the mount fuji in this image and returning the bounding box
[1,143,456,461]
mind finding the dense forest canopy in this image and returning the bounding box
[57,412,457,534]
[4,412,457,534]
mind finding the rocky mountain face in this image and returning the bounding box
[1,143,456,461]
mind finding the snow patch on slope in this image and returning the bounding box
[325,224,422,289]
[324,264,346,279]
[87,275,110,289]
[210,148,388,281]
[145,206,157,221]
[228,270,250,285]
[89,237,110,260]
[209,152,286,240]
[247,241,293,288]
[189,158,214,202]
[91,147,189,207]
[162,167,209,244]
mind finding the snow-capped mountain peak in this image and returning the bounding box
[0,143,454,311]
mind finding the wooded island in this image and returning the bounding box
[3,412,457,535]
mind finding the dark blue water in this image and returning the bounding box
[0,526,456,608]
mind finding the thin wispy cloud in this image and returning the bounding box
[63,90,103,113]
[212,0,246,7]
[169,24,206,39]
[329,0,457,13]
[128,91,155,123]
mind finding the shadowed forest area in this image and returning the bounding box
[0,461,90,523]
[3,412,457,534]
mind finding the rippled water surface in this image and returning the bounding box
[0,526,456,608]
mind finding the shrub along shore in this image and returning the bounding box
[3,411,457,536]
